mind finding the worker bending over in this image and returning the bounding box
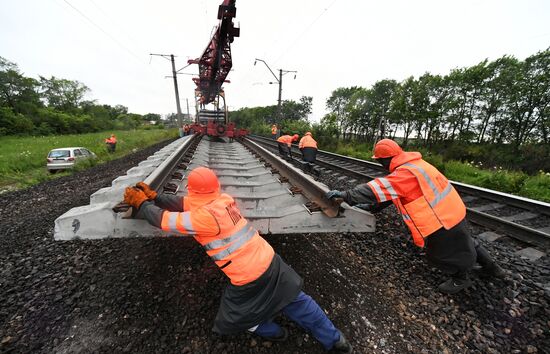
[326,139,505,294]
[124,167,353,353]
[299,132,318,163]
[277,134,299,160]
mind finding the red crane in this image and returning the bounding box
[188,0,239,106]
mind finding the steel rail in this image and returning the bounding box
[241,137,341,218]
[112,134,200,213]
[249,135,550,248]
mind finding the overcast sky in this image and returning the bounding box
[1,0,549,122]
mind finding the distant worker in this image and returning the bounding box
[277,134,299,160]
[183,124,190,136]
[299,131,318,163]
[326,139,505,294]
[271,124,278,139]
[104,134,117,153]
[123,167,353,353]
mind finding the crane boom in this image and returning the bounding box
[188,0,240,105]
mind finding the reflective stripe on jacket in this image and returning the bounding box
[271,126,277,134]
[299,135,317,149]
[277,135,293,146]
[160,193,275,285]
[367,155,465,247]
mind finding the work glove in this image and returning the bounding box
[135,182,158,200]
[326,190,345,200]
[124,187,149,210]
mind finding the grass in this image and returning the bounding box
[0,129,179,192]
[326,142,550,203]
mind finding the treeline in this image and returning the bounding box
[229,96,313,134]
[0,57,162,136]
[323,49,549,149]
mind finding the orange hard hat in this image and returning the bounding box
[372,139,403,159]
[187,167,220,194]
[305,131,312,136]
[292,134,299,141]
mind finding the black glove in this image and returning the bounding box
[326,190,345,200]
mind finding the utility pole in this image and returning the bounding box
[254,58,297,122]
[150,53,183,134]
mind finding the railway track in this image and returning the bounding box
[54,135,374,240]
[248,135,550,253]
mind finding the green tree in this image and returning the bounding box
[39,76,90,112]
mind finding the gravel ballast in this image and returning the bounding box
[1,140,548,353]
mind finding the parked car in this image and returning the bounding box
[46,147,97,173]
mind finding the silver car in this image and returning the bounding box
[46,147,97,173]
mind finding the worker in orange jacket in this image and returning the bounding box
[326,139,505,294]
[123,167,353,353]
[104,134,117,153]
[271,124,278,139]
[299,132,318,163]
[277,134,299,160]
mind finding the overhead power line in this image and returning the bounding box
[60,0,144,63]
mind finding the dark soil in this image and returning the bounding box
[1,139,549,353]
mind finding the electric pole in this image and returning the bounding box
[254,58,297,122]
[150,53,183,133]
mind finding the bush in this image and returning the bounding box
[477,170,527,194]
[520,172,550,202]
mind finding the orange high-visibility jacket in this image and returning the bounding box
[277,135,293,147]
[299,135,317,149]
[160,194,275,285]
[105,137,117,144]
[366,152,466,247]
[271,126,278,135]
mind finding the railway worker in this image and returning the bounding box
[299,131,318,163]
[277,134,299,160]
[271,124,278,139]
[104,134,117,153]
[123,167,353,353]
[326,139,505,294]
[183,124,190,136]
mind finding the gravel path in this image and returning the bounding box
[1,140,548,353]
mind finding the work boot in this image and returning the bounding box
[438,273,472,294]
[475,244,507,279]
[330,332,353,353]
[479,263,507,279]
[262,327,288,342]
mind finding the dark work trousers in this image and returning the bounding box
[424,219,477,276]
[278,142,291,158]
[272,133,277,140]
[106,143,116,153]
[252,291,340,351]
[301,147,317,163]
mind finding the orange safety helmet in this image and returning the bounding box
[187,167,220,194]
[292,134,299,141]
[372,139,403,159]
[305,131,312,136]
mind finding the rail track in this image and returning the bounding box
[54,135,374,240]
[248,134,550,252]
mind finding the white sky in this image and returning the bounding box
[1,0,549,122]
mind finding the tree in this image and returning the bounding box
[39,76,89,112]
[0,57,42,115]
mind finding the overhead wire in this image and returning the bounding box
[60,0,145,64]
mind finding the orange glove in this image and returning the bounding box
[136,182,158,200]
[124,187,148,209]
